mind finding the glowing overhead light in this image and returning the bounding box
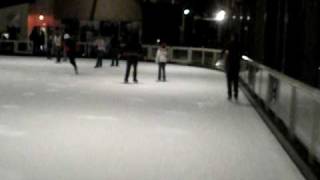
[214,10,226,22]
[39,15,44,21]
[242,55,253,62]
[2,33,9,39]
[184,9,190,15]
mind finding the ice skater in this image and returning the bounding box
[122,35,143,83]
[155,42,168,82]
[46,29,53,60]
[53,30,63,63]
[63,32,70,62]
[29,27,41,55]
[110,35,120,67]
[94,35,106,68]
[221,33,241,100]
[64,33,79,75]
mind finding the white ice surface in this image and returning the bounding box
[0,56,305,180]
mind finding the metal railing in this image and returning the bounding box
[0,40,222,68]
[0,40,33,54]
[240,57,320,164]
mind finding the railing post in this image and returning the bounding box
[14,41,18,54]
[258,69,263,97]
[288,86,297,139]
[85,43,89,57]
[168,47,173,62]
[187,48,192,64]
[318,67,320,88]
[29,41,33,53]
[248,64,256,90]
[201,50,205,66]
[213,52,217,68]
[147,46,153,60]
[266,75,279,107]
[309,100,320,163]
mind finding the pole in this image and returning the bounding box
[318,67,320,88]
[118,21,121,40]
[90,0,98,21]
[180,13,185,45]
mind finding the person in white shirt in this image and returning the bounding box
[53,31,63,63]
[94,35,106,68]
[155,42,168,82]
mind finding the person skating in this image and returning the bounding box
[46,30,53,60]
[29,27,41,55]
[63,32,70,62]
[155,42,168,82]
[94,35,106,68]
[122,35,143,83]
[221,33,241,100]
[110,36,120,67]
[53,30,63,63]
[39,29,45,55]
[64,33,79,75]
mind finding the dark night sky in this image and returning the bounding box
[0,0,34,8]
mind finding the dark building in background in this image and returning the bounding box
[240,0,320,87]
[141,0,224,47]
[0,0,34,8]
[142,2,181,45]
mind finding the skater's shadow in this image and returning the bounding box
[120,82,144,85]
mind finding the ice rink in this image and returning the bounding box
[0,56,305,180]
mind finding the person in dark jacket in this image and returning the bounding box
[30,27,41,55]
[110,36,120,67]
[64,33,79,75]
[122,35,143,83]
[46,30,54,60]
[39,30,45,54]
[222,33,241,100]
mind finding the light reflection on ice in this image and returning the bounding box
[0,125,26,137]
[78,115,118,121]
[1,105,20,110]
[22,92,36,97]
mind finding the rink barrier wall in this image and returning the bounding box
[142,45,222,67]
[0,40,223,68]
[0,40,33,55]
[76,43,223,67]
[240,57,320,179]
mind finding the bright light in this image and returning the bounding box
[156,39,161,43]
[2,33,9,39]
[39,15,44,21]
[184,9,190,15]
[242,55,253,62]
[214,10,226,22]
